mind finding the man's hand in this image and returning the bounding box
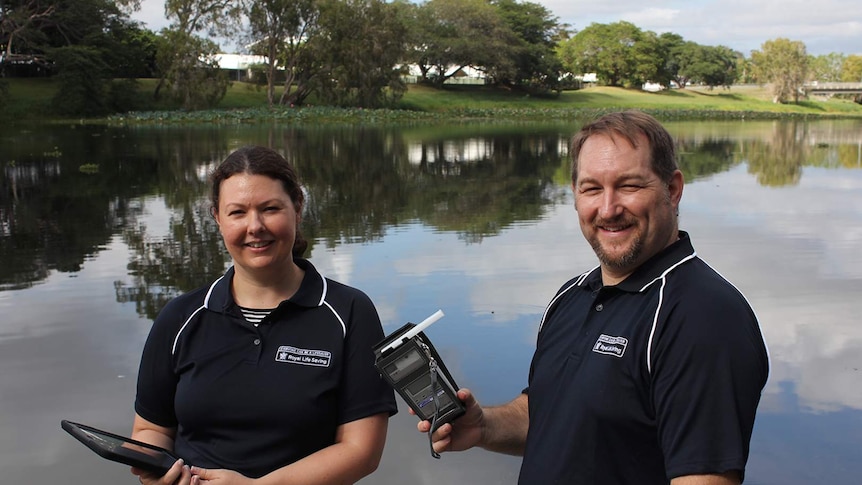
[416,388,485,454]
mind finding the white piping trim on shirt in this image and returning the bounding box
[313,270,346,338]
[172,275,224,355]
[317,273,347,338]
[644,252,697,374]
[538,265,599,332]
[323,301,347,338]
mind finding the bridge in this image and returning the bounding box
[801,82,862,96]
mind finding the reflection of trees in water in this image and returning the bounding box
[744,121,808,187]
[113,127,235,320]
[111,125,568,318]
[3,121,860,318]
[276,126,567,247]
[677,138,739,182]
[0,126,152,290]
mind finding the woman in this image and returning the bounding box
[131,146,397,485]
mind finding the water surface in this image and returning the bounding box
[1,119,861,484]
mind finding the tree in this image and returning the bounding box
[557,21,654,87]
[308,0,407,108]
[153,0,241,105]
[156,29,229,109]
[0,0,132,77]
[50,44,109,116]
[491,0,565,93]
[245,0,319,106]
[750,38,809,104]
[0,0,57,75]
[685,44,738,89]
[841,54,862,82]
[809,52,845,82]
[403,0,517,86]
[654,32,685,88]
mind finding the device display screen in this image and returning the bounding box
[383,347,427,382]
[61,420,180,476]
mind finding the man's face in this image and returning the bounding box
[573,133,683,284]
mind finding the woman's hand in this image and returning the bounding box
[189,467,254,485]
[131,459,192,485]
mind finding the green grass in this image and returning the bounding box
[2,77,861,123]
[400,83,862,117]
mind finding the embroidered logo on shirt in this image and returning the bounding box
[592,334,628,358]
[275,346,332,367]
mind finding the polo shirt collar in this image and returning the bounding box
[581,231,696,293]
[205,259,327,312]
[288,258,327,308]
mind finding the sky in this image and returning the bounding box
[129,0,862,57]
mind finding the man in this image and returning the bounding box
[419,110,770,484]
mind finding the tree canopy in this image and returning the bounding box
[3,0,860,116]
[751,38,809,103]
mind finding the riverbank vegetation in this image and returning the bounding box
[3,77,861,125]
[3,0,862,122]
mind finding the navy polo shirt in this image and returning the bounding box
[520,232,769,484]
[135,259,397,479]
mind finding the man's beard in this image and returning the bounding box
[587,224,644,272]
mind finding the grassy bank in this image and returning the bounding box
[3,77,861,124]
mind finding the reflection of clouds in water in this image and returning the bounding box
[309,245,402,327]
[390,200,593,319]
[683,166,862,413]
[684,164,862,279]
[312,163,862,416]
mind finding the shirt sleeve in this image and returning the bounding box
[651,279,769,480]
[336,287,398,424]
[134,300,184,428]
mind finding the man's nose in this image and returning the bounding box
[598,190,623,219]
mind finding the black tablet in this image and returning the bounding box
[61,420,181,476]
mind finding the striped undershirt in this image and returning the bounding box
[239,307,275,326]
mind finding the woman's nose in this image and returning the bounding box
[246,211,265,233]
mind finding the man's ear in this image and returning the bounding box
[668,169,684,205]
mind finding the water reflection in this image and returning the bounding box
[1,119,862,484]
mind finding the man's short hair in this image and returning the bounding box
[570,110,678,185]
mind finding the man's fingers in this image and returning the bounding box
[432,436,451,454]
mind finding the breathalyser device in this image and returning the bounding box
[373,310,465,458]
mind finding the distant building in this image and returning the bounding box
[400,64,487,85]
[212,53,272,81]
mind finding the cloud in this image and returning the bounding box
[129,0,860,55]
[542,0,862,55]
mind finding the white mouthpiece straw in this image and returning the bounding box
[382,309,445,353]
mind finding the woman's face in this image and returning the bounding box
[214,172,301,276]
